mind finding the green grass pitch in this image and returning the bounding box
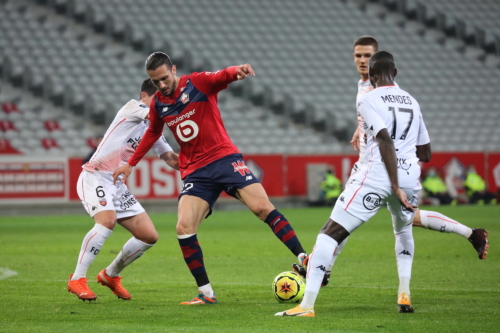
[0,205,498,332]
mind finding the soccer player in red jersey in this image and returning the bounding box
[113,52,306,305]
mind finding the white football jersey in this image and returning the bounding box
[356,85,430,187]
[355,79,375,163]
[83,99,173,173]
[355,80,400,164]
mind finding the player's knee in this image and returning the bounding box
[176,219,197,235]
[320,219,350,244]
[251,200,275,220]
[95,219,116,230]
[411,211,422,227]
[139,231,158,245]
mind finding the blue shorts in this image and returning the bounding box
[179,154,260,217]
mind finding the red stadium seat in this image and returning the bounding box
[0,120,17,132]
[0,138,21,154]
[1,102,20,114]
[44,119,62,132]
[41,137,60,150]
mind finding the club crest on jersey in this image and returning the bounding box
[99,200,107,206]
[232,160,251,176]
[180,93,189,104]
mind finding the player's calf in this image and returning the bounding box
[264,209,305,256]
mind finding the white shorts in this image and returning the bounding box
[77,170,145,219]
[330,179,419,233]
[346,161,365,187]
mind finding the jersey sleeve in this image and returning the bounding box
[190,66,239,95]
[357,97,386,137]
[127,100,164,166]
[120,100,150,121]
[416,113,430,145]
[152,135,173,156]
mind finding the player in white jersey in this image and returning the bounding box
[349,36,487,256]
[68,79,179,301]
[292,38,488,296]
[277,51,424,317]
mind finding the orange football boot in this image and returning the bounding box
[97,269,131,300]
[68,274,97,301]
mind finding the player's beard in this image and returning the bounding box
[161,80,177,97]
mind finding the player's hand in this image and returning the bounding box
[395,188,417,212]
[236,64,255,80]
[350,127,360,151]
[112,163,133,184]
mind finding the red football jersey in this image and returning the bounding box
[128,66,241,178]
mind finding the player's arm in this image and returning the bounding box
[415,113,431,162]
[358,99,414,211]
[160,151,179,170]
[350,126,361,151]
[416,143,431,163]
[192,64,255,95]
[152,135,179,170]
[112,104,164,184]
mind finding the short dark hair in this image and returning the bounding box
[145,51,173,71]
[353,35,379,52]
[140,78,157,97]
[369,50,395,75]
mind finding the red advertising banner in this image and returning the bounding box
[1,152,499,203]
[0,157,68,202]
[68,155,283,201]
[486,153,500,193]
[285,155,358,196]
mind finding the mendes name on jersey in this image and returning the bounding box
[356,85,430,188]
[129,67,240,179]
[83,99,172,174]
[355,80,400,164]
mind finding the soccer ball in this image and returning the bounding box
[272,271,305,303]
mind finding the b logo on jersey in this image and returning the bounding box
[176,120,199,142]
[363,193,382,210]
[180,93,189,104]
[232,160,251,176]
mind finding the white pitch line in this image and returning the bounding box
[3,278,498,293]
[0,267,18,280]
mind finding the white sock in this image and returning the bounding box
[106,237,154,277]
[399,277,411,296]
[394,223,414,296]
[72,224,113,280]
[328,237,348,272]
[301,234,338,309]
[419,210,472,238]
[199,283,214,297]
